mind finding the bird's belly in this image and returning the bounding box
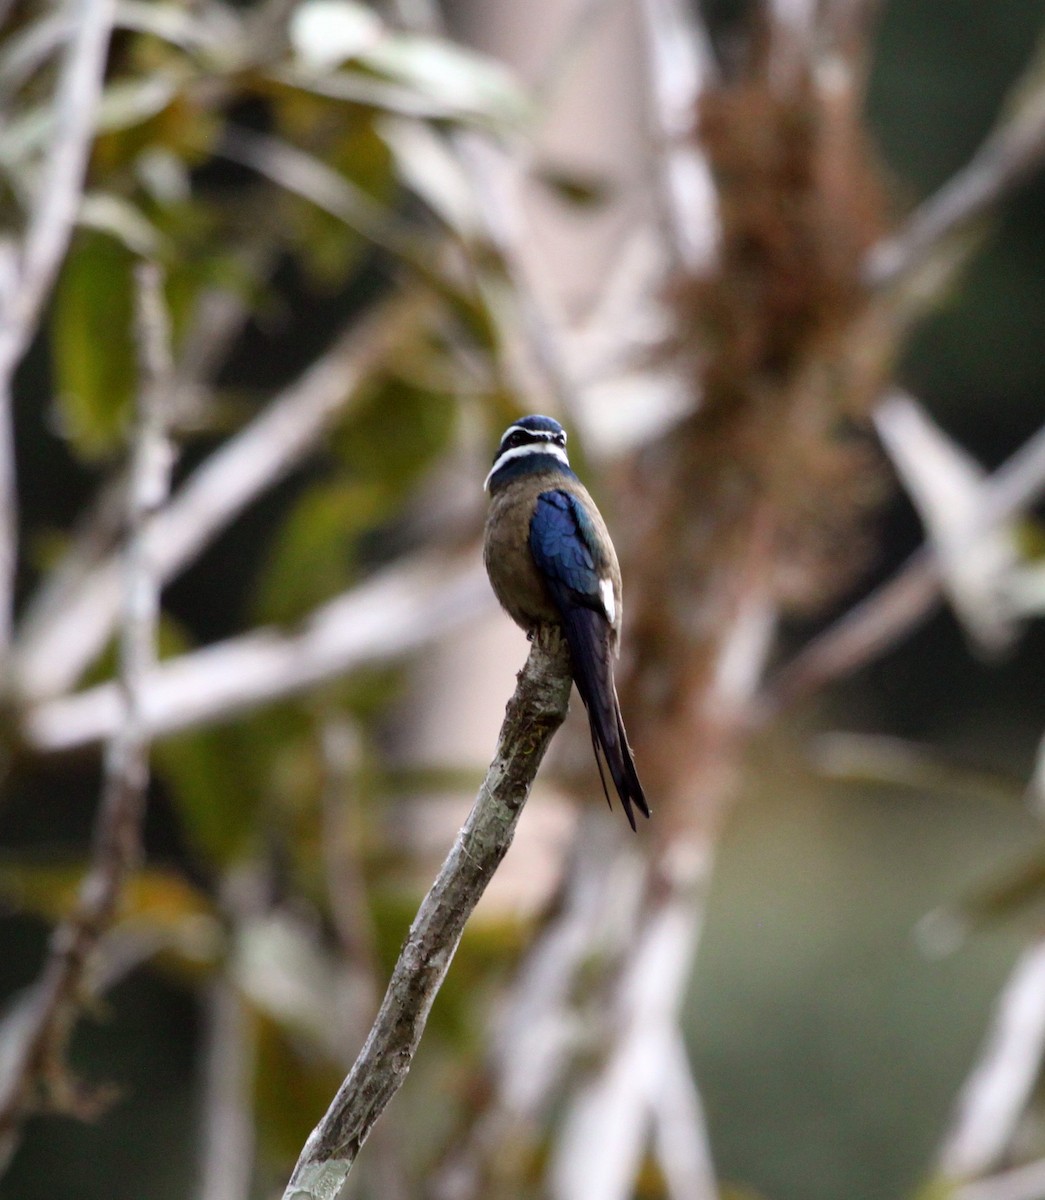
[483,521,560,634]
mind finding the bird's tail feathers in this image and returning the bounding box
[560,605,650,831]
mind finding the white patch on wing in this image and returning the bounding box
[599,577,616,625]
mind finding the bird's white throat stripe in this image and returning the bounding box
[484,442,570,490]
[599,577,616,625]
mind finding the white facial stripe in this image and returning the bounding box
[599,577,616,625]
[484,442,570,491]
[500,424,565,449]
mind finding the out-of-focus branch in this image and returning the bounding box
[0,262,171,1170]
[955,1157,1045,1200]
[936,938,1045,1185]
[760,413,1045,715]
[13,288,424,703]
[649,1028,719,1200]
[431,812,647,1200]
[765,0,818,90]
[23,555,490,753]
[197,976,256,1200]
[217,127,418,262]
[548,859,712,1200]
[319,718,412,1200]
[638,0,720,272]
[21,232,277,647]
[0,0,115,670]
[281,631,574,1200]
[866,43,1045,291]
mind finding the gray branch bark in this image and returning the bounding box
[281,631,573,1200]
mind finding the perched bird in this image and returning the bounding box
[483,415,650,830]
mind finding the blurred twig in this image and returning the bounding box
[938,939,1045,1184]
[0,0,115,674]
[12,288,425,703]
[866,40,1045,291]
[197,976,256,1200]
[548,855,713,1200]
[649,1028,719,1200]
[430,811,647,1200]
[216,126,421,264]
[0,263,171,1170]
[954,1156,1045,1200]
[638,0,720,271]
[19,232,276,651]
[765,0,817,90]
[280,631,574,1200]
[760,410,1045,715]
[23,555,490,752]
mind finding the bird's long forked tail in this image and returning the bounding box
[559,605,650,831]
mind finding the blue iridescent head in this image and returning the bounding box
[484,415,573,492]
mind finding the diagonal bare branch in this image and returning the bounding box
[637,0,720,273]
[954,1156,1045,1200]
[23,555,490,753]
[937,938,1045,1185]
[0,0,115,673]
[761,410,1045,715]
[281,631,573,1200]
[12,288,425,703]
[866,42,1045,291]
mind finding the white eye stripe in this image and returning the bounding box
[484,442,570,491]
[499,424,566,450]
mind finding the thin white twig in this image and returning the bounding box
[13,289,423,702]
[23,556,491,752]
[217,126,417,262]
[649,1029,719,1200]
[765,0,818,91]
[954,1157,1045,1200]
[23,237,276,643]
[0,0,115,671]
[938,939,1045,1182]
[762,414,1045,714]
[549,872,711,1200]
[197,976,256,1200]
[430,813,647,1200]
[637,0,720,272]
[866,52,1045,291]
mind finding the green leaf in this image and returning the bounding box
[253,479,390,626]
[50,230,137,460]
[0,861,219,970]
[333,374,456,489]
[155,724,266,866]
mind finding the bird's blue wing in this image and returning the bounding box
[529,490,648,828]
[529,490,604,610]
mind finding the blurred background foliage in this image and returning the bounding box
[1,0,1045,1198]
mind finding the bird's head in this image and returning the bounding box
[484,415,573,493]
